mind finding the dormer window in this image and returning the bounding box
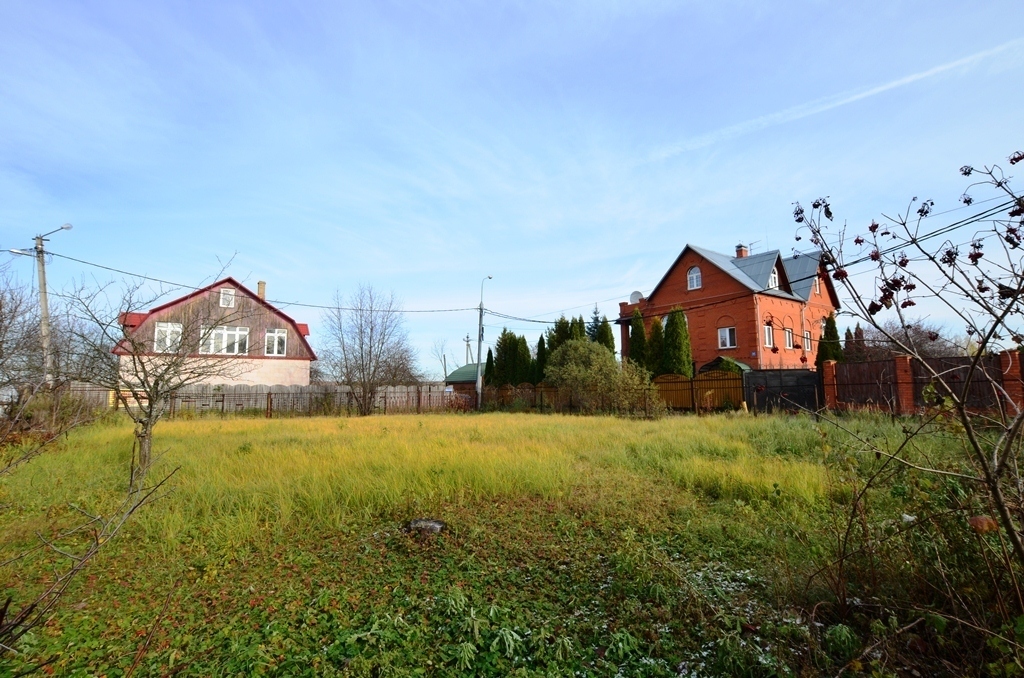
[219,288,235,308]
[687,266,702,290]
[767,267,779,290]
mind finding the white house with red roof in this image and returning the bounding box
[115,278,316,386]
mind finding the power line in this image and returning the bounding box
[40,251,478,314]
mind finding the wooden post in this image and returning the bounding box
[690,376,697,413]
[169,392,175,420]
[266,392,273,419]
[417,385,422,414]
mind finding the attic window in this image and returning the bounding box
[219,288,235,308]
[687,266,702,290]
[814,276,821,294]
[768,267,779,290]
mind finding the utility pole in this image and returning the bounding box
[35,235,54,388]
[10,223,72,389]
[476,275,491,410]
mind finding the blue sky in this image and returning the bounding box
[2,1,1022,377]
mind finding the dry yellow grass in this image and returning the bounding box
[1,413,828,545]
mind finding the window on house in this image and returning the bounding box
[814,276,821,295]
[200,326,249,355]
[219,288,235,308]
[784,328,794,349]
[768,267,779,289]
[265,329,287,356]
[718,327,737,349]
[687,266,702,290]
[804,330,812,351]
[153,322,182,353]
[764,324,774,347]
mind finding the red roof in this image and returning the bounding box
[114,277,317,360]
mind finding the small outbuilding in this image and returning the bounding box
[445,363,483,397]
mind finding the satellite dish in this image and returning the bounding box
[629,291,643,304]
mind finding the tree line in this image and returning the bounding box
[627,307,694,377]
[483,306,616,386]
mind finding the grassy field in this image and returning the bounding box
[0,412,931,676]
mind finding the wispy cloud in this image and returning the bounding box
[650,37,1024,162]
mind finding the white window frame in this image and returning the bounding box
[768,267,779,290]
[784,328,794,349]
[718,327,737,349]
[219,288,235,308]
[764,324,775,348]
[814,276,821,295]
[803,330,812,351]
[153,322,182,353]
[687,266,702,290]
[200,326,249,355]
[265,329,287,356]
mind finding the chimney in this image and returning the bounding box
[735,244,748,258]
[257,280,266,300]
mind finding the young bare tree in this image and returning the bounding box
[322,285,418,416]
[0,268,168,661]
[66,277,258,482]
[430,338,459,382]
[795,150,1024,569]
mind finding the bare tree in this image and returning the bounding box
[0,267,165,661]
[322,285,418,416]
[65,277,258,481]
[795,150,1024,569]
[430,338,459,381]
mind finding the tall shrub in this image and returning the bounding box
[628,309,647,367]
[646,317,665,376]
[815,314,844,370]
[533,335,548,383]
[663,308,693,377]
[596,316,616,355]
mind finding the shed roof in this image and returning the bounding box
[446,363,483,384]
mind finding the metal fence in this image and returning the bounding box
[835,360,898,410]
[745,369,821,413]
[912,355,1003,409]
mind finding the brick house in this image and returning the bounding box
[115,278,316,386]
[618,244,840,371]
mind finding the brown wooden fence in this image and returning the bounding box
[912,355,1002,408]
[834,360,898,409]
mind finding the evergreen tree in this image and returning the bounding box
[547,316,572,355]
[843,327,857,360]
[663,308,693,377]
[516,335,532,385]
[484,348,494,386]
[534,335,548,383]
[628,309,647,367]
[570,315,587,341]
[493,328,519,385]
[647,317,665,376]
[854,323,867,361]
[596,316,616,355]
[586,305,602,341]
[815,314,844,370]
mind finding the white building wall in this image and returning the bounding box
[119,356,311,387]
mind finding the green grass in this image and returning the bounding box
[0,412,928,676]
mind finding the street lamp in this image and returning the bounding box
[10,223,73,387]
[475,275,492,410]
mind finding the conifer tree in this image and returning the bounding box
[516,335,532,385]
[663,308,693,377]
[628,309,647,367]
[586,305,602,341]
[493,328,519,386]
[534,335,548,383]
[547,316,572,355]
[844,327,856,358]
[596,316,616,355]
[570,316,586,341]
[647,317,665,376]
[484,348,494,386]
[815,314,844,370]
